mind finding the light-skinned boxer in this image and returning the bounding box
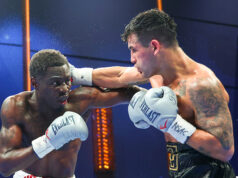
[69,8,236,178]
[125,9,235,178]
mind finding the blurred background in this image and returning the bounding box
[0,0,237,177]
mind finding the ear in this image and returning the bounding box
[31,77,38,89]
[150,40,160,55]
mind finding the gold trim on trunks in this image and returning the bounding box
[167,145,178,171]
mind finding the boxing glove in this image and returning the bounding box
[69,63,93,86]
[143,87,196,143]
[32,111,88,158]
[128,91,150,129]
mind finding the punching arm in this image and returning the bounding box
[69,63,149,88]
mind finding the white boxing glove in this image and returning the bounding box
[128,91,150,129]
[32,111,88,158]
[142,87,196,143]
[69,63,93,86]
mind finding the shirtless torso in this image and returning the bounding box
[163,62,233,161]
[0,85,136,177]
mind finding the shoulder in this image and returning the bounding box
[186,69,229,118]
[187,64,228,101]
[1,92,29,127]
[187,76,223,103]
[1,95,18,118]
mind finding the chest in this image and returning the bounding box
[19,103,90,145]
[19,112,58,146]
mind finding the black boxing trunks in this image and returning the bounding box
[166,142,235,178]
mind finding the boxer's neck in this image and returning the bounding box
[158,46,197,86]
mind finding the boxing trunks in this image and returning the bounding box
[13,170,76,178]
[166,142,235,178]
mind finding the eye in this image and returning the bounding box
[51,81,61,86]
[131,48,137,53]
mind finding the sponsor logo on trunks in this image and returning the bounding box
[167,145,178,171]
[51,115,75,135]
[140,99,160,123]
[171,121,188,136]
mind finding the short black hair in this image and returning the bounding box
[121,9,178,47]
[30,49,69,78]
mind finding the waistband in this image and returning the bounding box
[13,170,76,178]
[166,142,233,173]
[166,142,193,153]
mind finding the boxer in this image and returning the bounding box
[123,9,235,178]
[0,49,140,178]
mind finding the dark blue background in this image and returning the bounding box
[0,0,237,177]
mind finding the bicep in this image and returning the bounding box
[71,86,139,110]
[93,66,148,88]
[89,87,138,108]
[91,89,127,108]
[118,67,148,86]
[0,98,22,153]
[0,125,22,153]
[92,66,126,88]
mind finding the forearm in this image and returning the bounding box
[118,85,146,103]
[93,66,148,88]
[92,67,125,88]
[0,147,38,176]
[70,62,149,88]
[90,85,145,108]
[186,129,234,162]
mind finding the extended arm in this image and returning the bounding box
[70,63,149,88]
[71,85,143,110]
[92,86,144,107]
[92,66,149,88]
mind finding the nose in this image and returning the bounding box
[130,53,136,64]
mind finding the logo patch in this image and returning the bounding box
[51,115,75,135]
[140,99,160,123]
[171,122,188,136]
[160,120,168,130]
[167,144,178,171]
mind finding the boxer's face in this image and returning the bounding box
[127,33,156,78]
[36,64,71,109]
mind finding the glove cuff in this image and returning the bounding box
[71,67,93,86]
[167,114,196,144]
[32,135,55,159]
